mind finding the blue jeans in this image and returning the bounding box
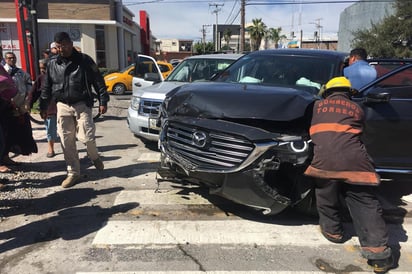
[44,115,58,142]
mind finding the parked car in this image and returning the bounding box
[158,49,412,216]
[104,61,173,95]
[170,59,182,67]
[157,61,174,78]
[127,53,243,141]
[104,63,134,95]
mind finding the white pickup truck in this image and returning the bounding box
[127,53,243,142]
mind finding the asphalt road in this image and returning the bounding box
[1,95,412,274]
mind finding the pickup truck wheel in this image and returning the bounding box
[112,83,126,95]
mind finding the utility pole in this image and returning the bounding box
[30,0,40,77]
[200,24,211,53]
[240,0,245,53]
[209,2,224,52]
[310,18,323,49]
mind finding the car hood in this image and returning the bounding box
[104,72,123,80]
[133,81,189,100]
[164,82,318,121]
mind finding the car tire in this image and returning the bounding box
[112,83,126,95]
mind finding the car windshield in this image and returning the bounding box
[119,63,134,73]
[215,54,341,94]
[166,58,236,82]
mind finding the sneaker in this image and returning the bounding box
[61,174,80,188]
[92,157,104,170]
[367,255,394,274]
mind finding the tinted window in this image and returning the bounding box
[216,54,342,93]
[167,58,236,82]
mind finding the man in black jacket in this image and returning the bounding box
[40,31,109,188]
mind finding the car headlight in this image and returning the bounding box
[130,96,140,111]
[105,76,118,81]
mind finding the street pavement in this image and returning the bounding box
[1,96,412,274]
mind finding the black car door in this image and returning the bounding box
[355,64,412,171]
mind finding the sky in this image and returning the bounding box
[126,0,355,42]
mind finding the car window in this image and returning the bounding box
[167,57,237,82]
[159,64,170,73]
[370,61,412,78]
[216,54,340,94]
[119,64,134,73]
[368,66,412,99]
[134,56,159,78]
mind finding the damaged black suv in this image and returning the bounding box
[158,49,412,215]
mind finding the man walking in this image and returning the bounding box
[40,31,109,188]
[304,77,393,273]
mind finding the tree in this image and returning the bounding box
[267,27,286,49]
[352,0,412,57]
[246,18,267,51]
[193,41,215,54]
[223,28,232,48]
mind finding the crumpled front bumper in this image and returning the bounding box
[158,119,312,215]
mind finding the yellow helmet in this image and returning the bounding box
[319,76,355,98]
[325,76,352,90]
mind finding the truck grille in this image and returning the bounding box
[166,122,254,170]
[138,99,162,117]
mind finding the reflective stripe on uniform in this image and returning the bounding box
[304,165,380,185]
[309,123,361,136]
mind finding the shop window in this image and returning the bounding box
[95,25,106,67]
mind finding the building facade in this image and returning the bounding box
[337,1,394,52]
[0,0,154,75]
[156,38,194,62]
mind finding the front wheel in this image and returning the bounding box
[112,83,126,95]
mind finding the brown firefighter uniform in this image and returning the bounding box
[304,92,379,185]
[304,91,392,268]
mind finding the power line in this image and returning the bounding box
[224,0,240,24]
[210,2,224,51]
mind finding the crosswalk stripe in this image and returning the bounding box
[92,219,411,247]
[136,152,160,162]
[92,220,354,246]
[77,271,380,274]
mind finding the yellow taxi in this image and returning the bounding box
[157,61,174,78]
[104,61,173,95]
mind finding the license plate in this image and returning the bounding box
[149,118,160,130]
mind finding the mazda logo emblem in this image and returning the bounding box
[192,131,208,148]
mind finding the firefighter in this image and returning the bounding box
[304,77,393,273]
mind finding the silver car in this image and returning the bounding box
[127,53,243,142]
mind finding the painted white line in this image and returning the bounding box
[92,220,412,247]
[136,152,160,162]
[76,272,372,274]
[92,220,346,246]
[114,189,212,206]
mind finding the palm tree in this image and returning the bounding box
[246,18,267,51]
[223,28,232,48]
[267,27,287,49]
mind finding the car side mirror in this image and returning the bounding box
[364,90,391,104]
[144,72,161,83]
